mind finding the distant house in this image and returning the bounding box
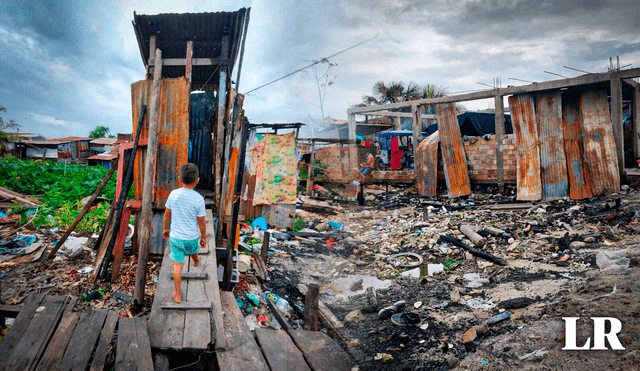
[0,132,47,158]
[87,138,127,168]
[27,136,92,163]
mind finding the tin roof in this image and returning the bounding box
[90,138,119,145]
[87,144,120,161]
[132,9,249,83]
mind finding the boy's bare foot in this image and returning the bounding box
[173,290,182,304]
[191,254,200,267]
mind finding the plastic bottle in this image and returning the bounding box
[83,289,105,301]
[264,291,291,312]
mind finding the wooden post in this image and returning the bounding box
[234,8,251,93]
[611,73,624,174]
[634,85,640,160]
[494,93,505,189]
[146,35,156,79]
[185,40,193,84]
[411,104,421,150]
[303,284,319,331]
[348,113,358,179]
[306,140,316,196]
[134,49,162,308]
[215,36,230,216]
[261,231,270,263]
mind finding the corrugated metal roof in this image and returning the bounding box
[30,136,92,145]
[132,9,249,83]
[90,138,118,145]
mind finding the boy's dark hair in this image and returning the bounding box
[180,163,199,184]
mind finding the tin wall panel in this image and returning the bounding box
[131,79,152,201]
[189,92,216,190]
[415,131,439,196]
[437,104,470,198]
[579,89,620,195]
[535,92,568,200]
[562,94,592,199]
[509,94,542,201]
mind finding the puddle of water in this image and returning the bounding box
[322,275,392,303]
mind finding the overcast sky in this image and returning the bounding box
[1,0,639,138]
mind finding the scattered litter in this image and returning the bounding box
[466,298,496,310]
[518,348,548,360]
[596,249,632,271]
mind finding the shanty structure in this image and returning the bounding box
[348,68,640,199]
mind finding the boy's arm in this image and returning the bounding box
[197,216,207,247]
[162,208,171,239]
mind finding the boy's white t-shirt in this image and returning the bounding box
[165,188,206,240]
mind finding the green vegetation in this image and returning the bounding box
[0,157,130,232]
[89,125,110,138]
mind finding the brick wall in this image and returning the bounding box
[463,134,516,183]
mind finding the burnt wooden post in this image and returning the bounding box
[306,140,316,196]
[611,72,624,175]
[261,231,270,263]
[303,283,319,331]
[634,84,640,160]
[494,92,505,189]
[411,104,421,151]
[134,48,162,308]
[347,113,358,179]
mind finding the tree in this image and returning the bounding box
[362,81,421,105]
[89,126,110,138]
[0,106,18,133]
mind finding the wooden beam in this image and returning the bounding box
[185,41,193,83]
[347,113,358,179]
[494,93,505,189]
[411,105,421,149]
[306,141,315,196]
[215,35,230,214]
[347,67,640,115]
[146,35,156,78]
[134,48,162,308]
[261,231,270,262]
[148,57,231,67]
[234,7,251,93]
[634,85,640,159]
[303,284,319,331]
[611,73,624,175]
[363,111,437,119]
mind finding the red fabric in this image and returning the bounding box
[390,137,402,170]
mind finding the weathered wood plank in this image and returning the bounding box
[255,328,311,371]
[437,104,470,198]
[562,93,593,200]
[148,240,186,349]
[291,330,354,371]
[59,309,108,371]
[182,234,212,349]
[115,317,154,371]
[415,131,439,196]
[160,301,212,310]
[0,293,46,368]
[35,312,80,371]
[3,295,67,371]
[303,284,319,331]
[509,94,543,201]
[170,272,208,280]
[203,210,226,350]
[579,89,620,195]
[535,92,569,200]
[88,310,120,371]
[216,291,269,371]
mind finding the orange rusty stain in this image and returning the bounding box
[224,147,239,215]
[437,104,470,198]
[535,92,568,200]
[415,131,439,196]
[509,94,542,201]
[562,93,593,200]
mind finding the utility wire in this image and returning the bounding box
[244,35,378,95]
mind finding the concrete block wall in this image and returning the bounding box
[463,134,517,182]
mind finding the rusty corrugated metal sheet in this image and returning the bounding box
[535,92,568,200]
[415,131,439,196]
[562,94,592,200]
[57,142,72,159]
[579,89,620,195]
[437,104,470,198]
[509,94,542,201]
[131,77,190,208]
[189,92,216,190]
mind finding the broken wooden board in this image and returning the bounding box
[562,93,593,200]
[579,89,620,195]
[217,291,270,371]
[170,272,209,280]
[509,94,543,201]
[204,210,225,350]
[115,317,154,371]
[160,301,213,310]
[535,92,569,200]
[59,309,108,371]
[437,104,470,197]
[0,294,46,367]
[291,330,354,371]
[415,131,440,196]
[88,310,119,371]
[255,328,311,371]
[297,284,344,331]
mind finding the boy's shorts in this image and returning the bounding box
[169,237,200,263]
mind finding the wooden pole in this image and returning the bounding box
[48,164,117,259]
[234,7,251,93]
[185,41,193,84]
[610,73,624,175]
[146,35,156,79]
[261,231,270,263]
[306,140,315,196]
[494,93,505,189]
[215,36,230,216]
[303,283,319,331]
[634,85,640,161]
[134,48,162,308]
[412,104,421,150]
[348,113,358,179]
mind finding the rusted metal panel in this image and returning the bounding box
[562,94,592,199]
[223,147,239,215]
[437,104,470,198]
[579,89,620,195]
[131,79,151,201]
[509,94,542,201]
[535,92,568,200]
[415,131,439,196]
[57,142,72,159]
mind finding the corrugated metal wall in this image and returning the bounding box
[437,104,471,198]
[509,94,543,201]
[535,92,569,200]
[189,92,216,190]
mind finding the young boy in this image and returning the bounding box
[162,163,207,304]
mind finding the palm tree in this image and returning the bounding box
[362,81,421,105]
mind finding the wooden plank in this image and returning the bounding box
[535,92,569,200]
[255,328,311,371]
[579,89,620,195]
[216,292,270,371]
[611,74,624,175]
[495,94,505,188]
[88,310,120,371]
[291,330,353,371]
[182,237,212,349]
[171,272,208,280]
[303,284,319,331]
[415,131,439,196]
[203,210,225,349]
[148,240,186,349]
[509,94,543,201]
[0,304,21,317]
[185,41,193,83]
[115,317,154,371]
[160,301,212,310]
[3,295,67,371]
[297,284,343,330]
[562,93,593,200]
[437,104,470,198]
[34,313,80,371]
[634,85,640,159]
[148,57,230,67]
[59,309,108,371]
[0,293,45,366]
